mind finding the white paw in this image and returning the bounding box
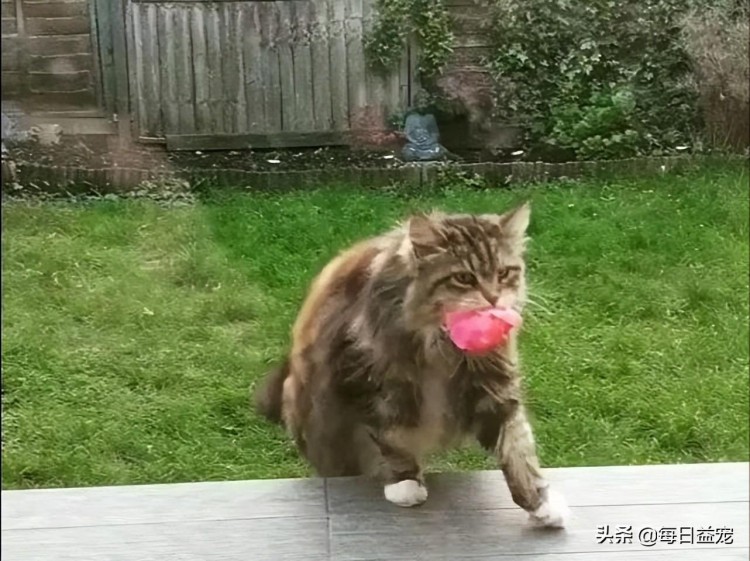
[384,479,428,507]
[529,488,570,528]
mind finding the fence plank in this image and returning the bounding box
[310,0,332,130]
[362,0,388,128]
[329,0,349,130]
[219,3,240,133]
[93,0,115,113]
[396,35,410,118]
[133,4,160,136]
[259,3,283,133]
[111,0,131,121]
[206,6,224,133]
[232,4,248,134]
[129,2,146,134]
[408,36,419,106]
[175,8,195,134]
[243,3,265,132]
[124,0,140,135]
[345,0,366,129]
[190,5,210,134]
[158,6,179,134]
[145,4,161,135]
[277,1,296,131]
[291,0,315,131]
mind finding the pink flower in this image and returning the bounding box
[444,308,522,355]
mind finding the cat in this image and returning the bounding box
[253,202,569,528]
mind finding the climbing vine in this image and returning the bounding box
[364,0,454,79]
[481,0,703,160]
[367,0,736,161]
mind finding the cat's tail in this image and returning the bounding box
[252,359,290,425]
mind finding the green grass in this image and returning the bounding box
[3,164,748,490]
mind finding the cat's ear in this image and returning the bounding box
[483,202,530,250]
[499,201,531,241]
[408,213,444,259]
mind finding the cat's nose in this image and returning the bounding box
[479,286,499,306]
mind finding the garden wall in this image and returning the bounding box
[432,0,520,153]
[1,0,98,110]
[3,154,744,197]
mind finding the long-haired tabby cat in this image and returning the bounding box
[254,202,569,527]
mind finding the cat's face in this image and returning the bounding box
[405,204,530,330]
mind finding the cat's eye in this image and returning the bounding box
[497,266,520,283]
[452,272,476,286]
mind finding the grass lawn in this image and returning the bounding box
[2,163,748,490]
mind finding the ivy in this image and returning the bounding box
[482,0,703,160]
[364,0,454,79]
[366,0,739,160]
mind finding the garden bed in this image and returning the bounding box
[5,137,415,173]
[3,135,743,198]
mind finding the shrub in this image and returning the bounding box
[545,87,642,160]
[680,1,750,150]
[483,0,701,160]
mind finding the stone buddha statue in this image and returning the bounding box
[401,111,447,162]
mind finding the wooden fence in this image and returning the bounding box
[3,0,494,151]
[124,0,412,149]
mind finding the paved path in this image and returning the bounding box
[2,462,748,560]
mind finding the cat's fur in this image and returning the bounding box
[254,203,569,527]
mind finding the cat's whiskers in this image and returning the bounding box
[524,300,553,316]
[526,290,553,305]
[521,294,554,316]
[449,357,464,378]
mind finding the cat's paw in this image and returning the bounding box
[384,479,428,507]
[528,488,570,529]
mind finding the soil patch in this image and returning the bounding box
[4,137,430,173]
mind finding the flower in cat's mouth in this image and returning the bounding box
[442,307,522,354]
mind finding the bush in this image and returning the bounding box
[546,87,642,160]
[365,0,454,79]
[483,0,701,160]
[681,1,750,150]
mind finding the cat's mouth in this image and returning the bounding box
[441,307,522,354]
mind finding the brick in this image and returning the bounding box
[454,34,489,48]
[29,53,92,73]
[1,2,16,18]
[28,35,91,56]
[2,38,21,70]
[2,55,20,72]
[1,17,16,35]
[448,5,485,36]
[449,46,491,67]
[26,16,90,36]
[1,72,25,96]
[29,70,91,92]
[23,1,89,18]
[22,90,97,108]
